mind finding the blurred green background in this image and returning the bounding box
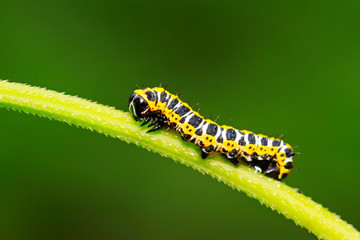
[0,1,359,239]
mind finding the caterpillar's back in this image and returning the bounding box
[129,87,295,180]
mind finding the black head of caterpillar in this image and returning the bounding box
[129,90,168,132]
[129,87,295,180]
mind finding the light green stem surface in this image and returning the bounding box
[0,80,358,240]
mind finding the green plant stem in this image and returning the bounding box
[0,80,359,239]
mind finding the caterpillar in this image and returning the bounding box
[129,87,295,180]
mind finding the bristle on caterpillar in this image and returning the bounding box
[128,87,295,180]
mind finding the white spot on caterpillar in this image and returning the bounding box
[254,166,262,173]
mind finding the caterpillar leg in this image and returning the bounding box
[200,145,215,159]
[140,116,152,126]
[225,156,240,166]
[201,151,209,159]
[223,149,240,166]
[147,124,164,133]
[146,117,165,133]
[244,158,284,181]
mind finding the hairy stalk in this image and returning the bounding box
[0,80,359,240]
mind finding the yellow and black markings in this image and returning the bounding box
[129,88,295,180]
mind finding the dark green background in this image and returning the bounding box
[0,1,359,239]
